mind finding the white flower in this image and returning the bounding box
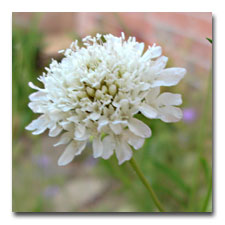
[26,33,186,166]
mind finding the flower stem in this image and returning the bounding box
[129,157,165,212]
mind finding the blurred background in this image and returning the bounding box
[12,12,212,212]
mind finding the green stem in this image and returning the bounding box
[129,157,165,212]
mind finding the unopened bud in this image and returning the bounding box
[109,84,117,96]
[95,90,102,99]
[86,87,95,97]
[101,85,108,94]
[77,91,87,98]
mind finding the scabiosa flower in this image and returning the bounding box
[26,33,186,166]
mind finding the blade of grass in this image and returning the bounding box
[201,173,212,212]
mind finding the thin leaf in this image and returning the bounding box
[206,37,212,44]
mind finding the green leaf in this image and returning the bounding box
[200,157,210,183]
[206,38,212,44]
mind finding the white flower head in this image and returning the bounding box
[26,33,186,166]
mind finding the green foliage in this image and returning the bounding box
[12,18,43,138]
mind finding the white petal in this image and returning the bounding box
[142,46,162,61]
[49,125,63,137]
[134,42,145,55]
[148,45,162,58]
[109,123,122,135]
[97,119,109,132]
[88,112,100,121]
[111,120,128,125]
[152,68,186,87]
[145,87,160,103]
[139,103,157,118]
[28,82,44,91]
[59,121,73,131]
[130,106,139,115]
[157,93,182,106]
[142,49,152,61]
[128,118,152,138]
[120,99,129,112]
[58,141,86,166]
[102,135,115,159]
[124,131,145,150]
[93,136,103,158]
[32,126,48,135]
[54,132,72,147]
[25,119,38,131]
[48,109,64,121]
[74,124,86,139]
[28,102,45,113]
[158,106,183,123]
[29,91,47,101]
[28,115,49,135]
[61,105,74,112]
[68,116,79,123]
[25,115,48,131]
[147,56,168,76]
[152,56,168,71]
[115,139,132,165]
[139,82,151,91]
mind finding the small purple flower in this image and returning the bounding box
[36,155,50,169]
[43,186,59,198]
[182,108,197,123]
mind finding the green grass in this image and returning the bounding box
[12,17,43,138]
